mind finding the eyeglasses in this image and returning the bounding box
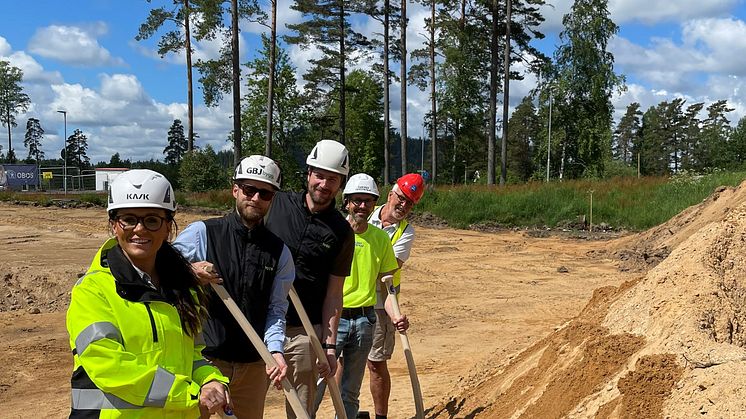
[393,190,414,207]
[236,183,276,201]
[115,215,168,232]
[350,197,376,207]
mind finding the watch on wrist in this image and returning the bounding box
[321,342,337,350]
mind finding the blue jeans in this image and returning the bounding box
[316,308,377,418]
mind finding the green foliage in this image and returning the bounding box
[0,60,31,163]
[241,34,308,190]
[612,102,641,164]
[553,0,625,178]
[79,192,107,206]
[64,129,91,169]
[629,98,737,175]
[414,171,746,230]
[344,70,385,178]
[24,118,45,162]
[178,145,229,192]
[191,0,264,106]
[285,0,372,143]
[507,96,539,182]
[602,160,637,179]
[164,119,188,165]
[179,189,234,210]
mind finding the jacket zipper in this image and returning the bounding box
[144,302,159,343]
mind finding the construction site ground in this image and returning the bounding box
[2,192,732,418]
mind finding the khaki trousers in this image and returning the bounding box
[284,325,321,418]
[209,357,269,419]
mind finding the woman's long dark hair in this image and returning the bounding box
[155,241,208,337]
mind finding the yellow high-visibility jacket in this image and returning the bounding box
[66,238,228,418]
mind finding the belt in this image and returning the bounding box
[340,306,374,319]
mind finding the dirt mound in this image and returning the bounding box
[611,184,742,272]
[429,181,746,418]
[0,263,79,313]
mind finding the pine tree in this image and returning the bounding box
[179,145,228,191]
[285,0,371,144]
[241,35,306,185]
[24,117,45,162]
[137,0,198,151]
[679,102,704,171]
[164,119,188,165]
[344,69,385,178]
[612,103,641,164]
[638,105,670,176]
[65,129,90,169]
[697,100,734,170]
[0,60,31,163]
[506,96,538,182]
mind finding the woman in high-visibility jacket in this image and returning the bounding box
[66,169,230,418]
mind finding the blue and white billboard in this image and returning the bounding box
[0,165,39,190]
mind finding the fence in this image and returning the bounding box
[38,166,96,192]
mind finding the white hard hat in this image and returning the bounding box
[306,140,350,176]
[107,169,176,212]
[343,173,379,198]
[234,155,282,190]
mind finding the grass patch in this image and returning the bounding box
[178,190,234,210]
[415,171,746,231]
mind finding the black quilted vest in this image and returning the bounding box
[202,211,284,363]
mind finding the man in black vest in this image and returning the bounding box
[173,155,295,418]
[265,140,355,418]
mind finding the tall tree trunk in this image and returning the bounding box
[383,0,391,184]
[453,0,464,186]
[487,0,498,185]
[6,106,11,160]
[231,0,241,167]
[339,3,346,145]
[500,0,511,186]
[429,0,437,184]
[184,0,194,152]
[265,0,277,156]
[452,120,458,185]
[559,141,566,181]
[400,0,408,176]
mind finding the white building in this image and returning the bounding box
[95,168,129,191]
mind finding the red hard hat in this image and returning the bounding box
[396,173,425,203]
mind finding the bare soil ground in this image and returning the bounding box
[0,202,631,418]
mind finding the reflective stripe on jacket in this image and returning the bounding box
[66,238,228,418]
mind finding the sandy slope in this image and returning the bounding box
[430,182,746,419]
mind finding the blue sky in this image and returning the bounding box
[2,0,746,164]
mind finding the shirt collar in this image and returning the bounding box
[130,263,156,289]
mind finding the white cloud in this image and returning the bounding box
[612,16,746,98]
[28,23,124,67]
[0,37,11,56]
[539,0,737,34]
[610,0,737,25]
[242,0,305,36]
[0,36,63,84]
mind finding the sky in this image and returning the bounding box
[2,0,746,165]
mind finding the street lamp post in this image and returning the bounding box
[57,110,67,195]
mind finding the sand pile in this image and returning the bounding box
[429,182,746,418]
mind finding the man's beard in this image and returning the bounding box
[308,185,334,207]
[238,204,265,225]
